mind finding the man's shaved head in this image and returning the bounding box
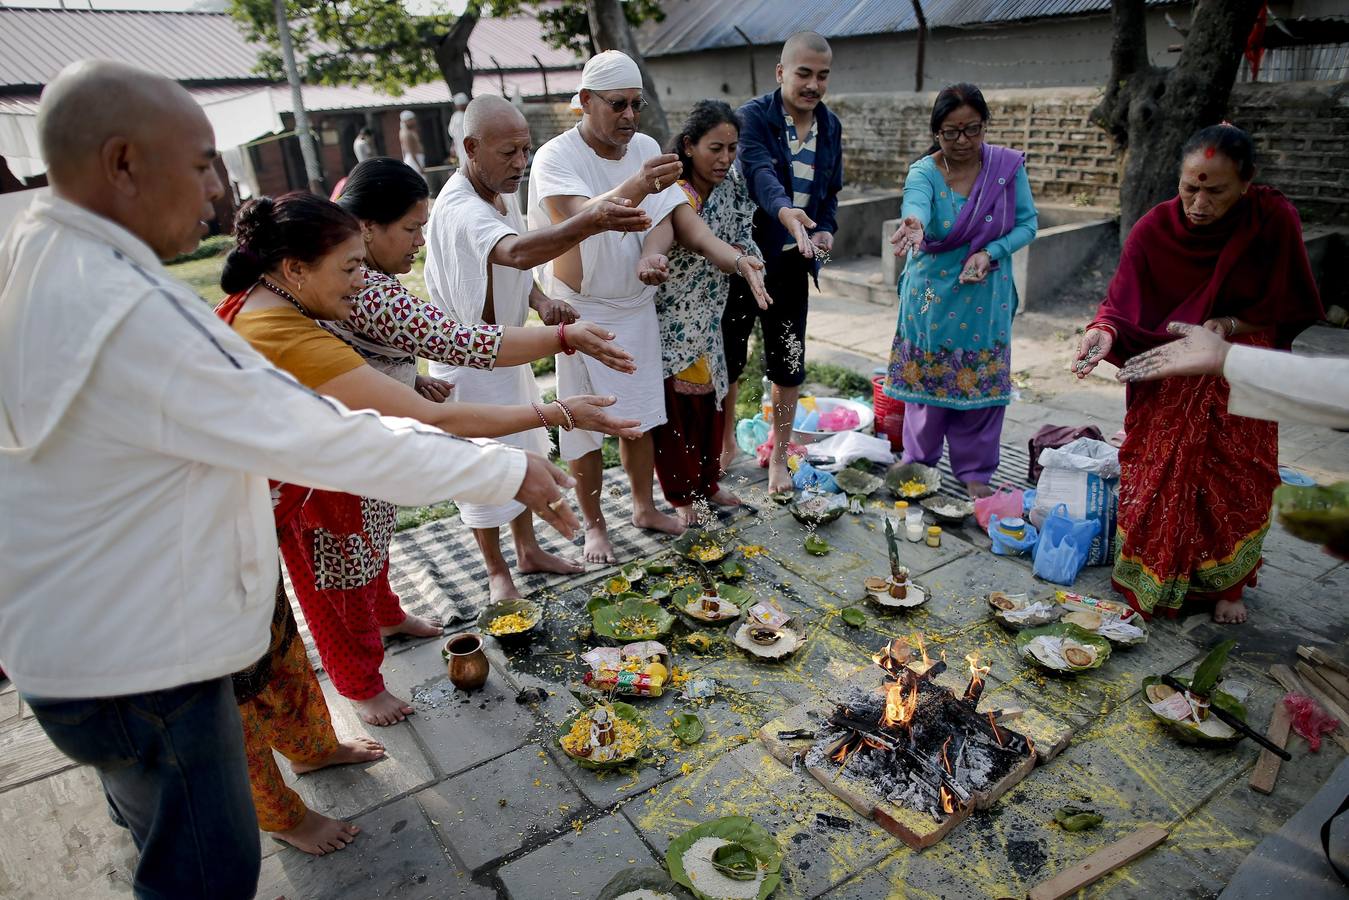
[463,94,527,143]
[39,59,204,179]
[37,60,222,259]
[781,31,832,65]
[461,95,532,197]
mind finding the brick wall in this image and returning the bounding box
[520,80,1349,225]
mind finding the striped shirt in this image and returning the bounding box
[782,108,817,249]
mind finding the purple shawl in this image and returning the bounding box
[922,143,1026,267]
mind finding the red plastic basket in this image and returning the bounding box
[872,375,904,451]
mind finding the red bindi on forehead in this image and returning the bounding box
[1198,172,1208,182]
[1203,146,1216,159]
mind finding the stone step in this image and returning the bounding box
[816,256,895,307]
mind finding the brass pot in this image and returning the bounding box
[443,632,489,691]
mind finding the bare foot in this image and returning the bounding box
[674,505,700,528]
[271,808,360,856]
[1212,598,1249,624]
[767,460,793,494]
[709,487,742,507]
[965,481,994,499]
[719,445,739,474]
[352,690,414,727]
[379,613,442,639]
[632,507,687,536]
[487,570,524,603]
[290,737,385,775]
[584,524,617,565]
[517,545,585,576]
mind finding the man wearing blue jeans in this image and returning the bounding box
[723,31,843,493]
[2,61,578,899]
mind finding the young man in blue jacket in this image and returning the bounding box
[723,31,843,493]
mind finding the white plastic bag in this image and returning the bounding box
[810,430,897,471]
[1033,437,1118,565]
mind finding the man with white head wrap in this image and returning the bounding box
[399,109,425,173]
[529,50,773,564]
[425,95,652,599]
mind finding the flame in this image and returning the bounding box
[1026,735,1036,757]
[880,679,920,729]
[964,651,991,700]
[913,632,931,668]
[939,785,956,815]
[872,638,910,677]
[830,735,859,764]
[987,710,1005,748]
[940,736,954,775]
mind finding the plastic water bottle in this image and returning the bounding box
[760,376,773,421]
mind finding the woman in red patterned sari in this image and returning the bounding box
[1074,124,1323,624]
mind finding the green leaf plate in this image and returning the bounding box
[666,815,782,900]
[1015,622,1112,674]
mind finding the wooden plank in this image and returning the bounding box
[1268,663,1308,696]
[1248,703,1292,795]
[1027,825,1169,900]
[1299,645,1349,678]
[1281,663,1349,754]
[1295,663,1349,723]
[0,717,76,792]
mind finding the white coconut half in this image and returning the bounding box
[681,837,766,900]
[732,623,802,659]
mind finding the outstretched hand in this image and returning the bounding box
[533,294,579,326]
[586,198,652,235]
[1072,327,1114,379]
[637,253,670,286]
[565,322,637,374]
[1117,321,1231,383]
[736,256,774,310]
[560,394,643,440]
[888,215,924,257]
[779,207,816,259]
[636,153,682,196]
[514,452,580,540]
[414,375,453,403]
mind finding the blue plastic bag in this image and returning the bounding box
[735,415,770,456]
[792,460,840,493]
[1032,503,1101,585]
[988,514,1038,557]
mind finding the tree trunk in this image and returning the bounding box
[586,0,671,149]
[1092,0,1263,237]
[273,0,324,193]
[433,4,479,99]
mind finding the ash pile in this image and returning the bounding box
[803,639,1033,821]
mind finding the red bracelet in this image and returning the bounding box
[530,402,551,430]
[558,322,576,356]
[553,399,576,432]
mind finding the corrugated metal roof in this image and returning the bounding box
[639,0,1181,57]
[0,7,580,91]
[0,8,263,88]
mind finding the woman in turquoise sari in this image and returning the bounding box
[884,83,1038,497]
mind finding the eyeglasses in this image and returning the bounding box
[592,92,645,114]
[938,123,984,142]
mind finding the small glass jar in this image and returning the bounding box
[926,525,942,548]
[905,507,924,542]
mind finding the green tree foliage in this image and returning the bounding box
[228,0,665,96]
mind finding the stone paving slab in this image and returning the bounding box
[496,810,657,899]
[281,676,436,823]
[417,745,591,872]
[256,795,490,900]
[0,764,136,899]
[623,750,899,899]
[385,640,542,779]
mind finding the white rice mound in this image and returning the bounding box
[682,836,766,900]
[612,891,677,900]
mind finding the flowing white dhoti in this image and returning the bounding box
[527,126,686,462]
[553,283,665,460]
[425,171,546,529]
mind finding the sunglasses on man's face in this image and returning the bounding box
[594,93,645,114]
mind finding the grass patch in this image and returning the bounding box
[804,362,872,397]
[532,355,556,377]
[395,500,459,532]
[167,234,234,265]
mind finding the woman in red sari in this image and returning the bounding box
[1074,124,1323,624]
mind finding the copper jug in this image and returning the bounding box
[443,632,489,691]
